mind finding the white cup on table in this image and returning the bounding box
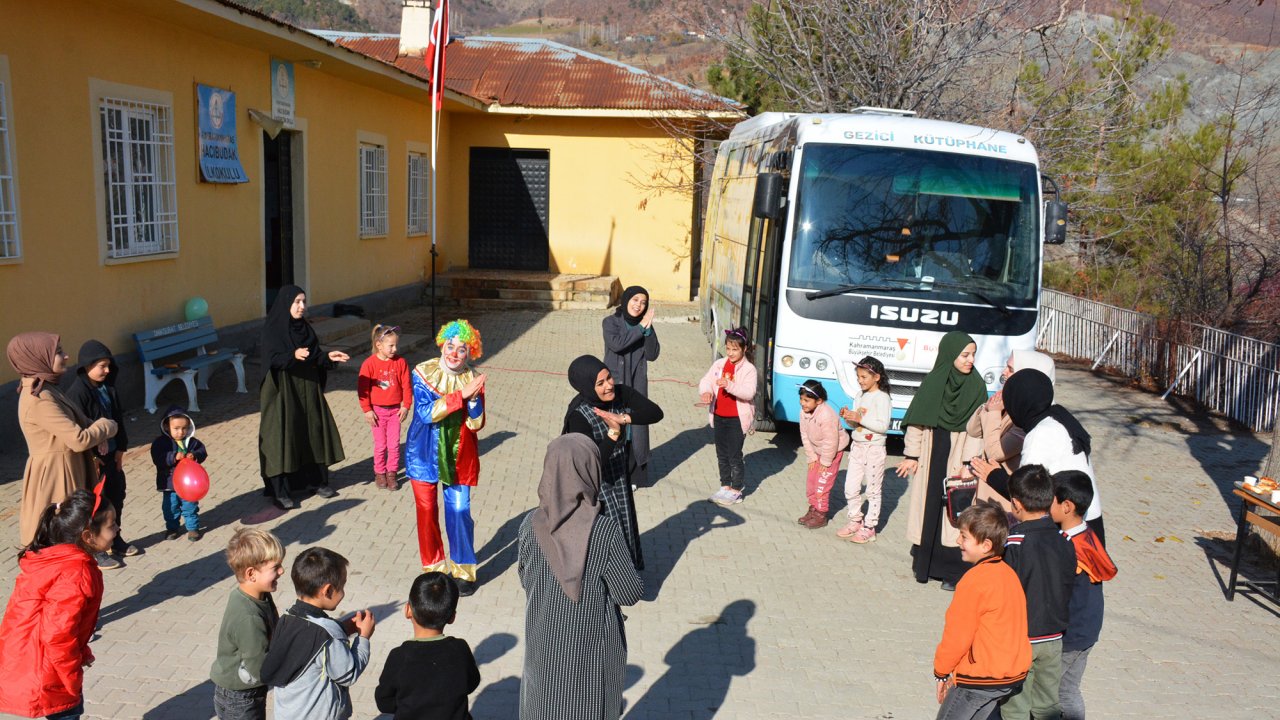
[1271,490,1280,505]
[1244,476,1258,486]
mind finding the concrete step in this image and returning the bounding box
[309,315,370,344]
[444,271,621,297]
[455,297,613,312]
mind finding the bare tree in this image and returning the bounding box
[693,0,1065,120]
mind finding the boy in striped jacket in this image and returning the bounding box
[934,500,1031,719]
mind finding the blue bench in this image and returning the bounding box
[133,316,247,413]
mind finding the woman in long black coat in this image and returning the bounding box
[562,355,663,570]
[258,285,349,509]
[602,286,660,486]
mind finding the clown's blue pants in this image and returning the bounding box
[411,480,476,581]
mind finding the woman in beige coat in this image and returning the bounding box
[895,331,987,590]
[7,332,117,547]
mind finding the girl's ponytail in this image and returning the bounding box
[23,489,96,558]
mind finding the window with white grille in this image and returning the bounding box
[407,151,430,235]
[0,80,19,260]
[99,97,178,258]
[359,143,387,237]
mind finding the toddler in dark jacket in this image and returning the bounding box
[150,406,208,541]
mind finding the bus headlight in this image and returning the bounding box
[781,355,794,368]
[816,358,828,371]
[799,357,811,369]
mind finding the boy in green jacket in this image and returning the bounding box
[210,529,285,720]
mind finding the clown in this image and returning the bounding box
[405,320,487,595]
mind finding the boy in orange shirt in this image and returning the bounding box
[933,500,1032,720]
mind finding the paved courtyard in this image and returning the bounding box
[1,303,1277,719]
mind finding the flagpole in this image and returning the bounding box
[428,4,441,334]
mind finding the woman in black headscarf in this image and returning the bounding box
[602,286,660,487]
[258,285,349,509]
[972,369,1105,544]
[562,355,664,570]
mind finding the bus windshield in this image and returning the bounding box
[789,143,1040,307]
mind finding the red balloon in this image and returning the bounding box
[174,458,210,502]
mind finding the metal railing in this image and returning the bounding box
[1037,289,1280,432]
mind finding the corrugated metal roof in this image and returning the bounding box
[312,32,737,113]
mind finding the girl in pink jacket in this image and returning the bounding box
[698,328,757,507]
[797,379,850,529]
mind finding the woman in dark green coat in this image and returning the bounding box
[258,285,348,509]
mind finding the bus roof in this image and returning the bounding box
[728,111,1040,166]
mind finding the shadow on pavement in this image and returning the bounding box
[142,678,216,720]
[100,498,363,627]
[648,427,710,486]
[476,510,530,589]
[640,501,744,601]
[471,675,520,719]
[741,428,800,498]
[624,599,756,720]
[473,631,518,665]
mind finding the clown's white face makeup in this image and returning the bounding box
[441,337,470,371]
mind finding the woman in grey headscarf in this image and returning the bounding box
[519,434,643,720]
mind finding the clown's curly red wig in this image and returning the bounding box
[435,319,483,359]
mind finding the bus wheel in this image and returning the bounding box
[752,416,777,433]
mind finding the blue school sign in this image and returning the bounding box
[197,83,248,184]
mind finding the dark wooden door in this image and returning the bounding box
[468,148,549,270]
[264,130,294,311]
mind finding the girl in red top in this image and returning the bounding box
[698,328,758,507]
[358,324,413,490]
[0,488,118,720]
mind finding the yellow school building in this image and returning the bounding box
[0,0,741,394]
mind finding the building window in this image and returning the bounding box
[0,80,19,260]
[359,142,387,237]
[99,97,178,258]
[407,151,430,235]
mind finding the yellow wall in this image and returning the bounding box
[0,0,437,383]
[444,113,696,301]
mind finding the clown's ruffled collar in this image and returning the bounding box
[415,357,476,394]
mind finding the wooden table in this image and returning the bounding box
[1227,485,1280,603]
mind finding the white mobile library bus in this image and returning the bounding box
[699,108,1067,430]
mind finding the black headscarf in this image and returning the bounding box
[567,355,610,409]
[1003,369,1092,457]
[261,285,319,369]
[531,434,603,603]
[616,286,649,326]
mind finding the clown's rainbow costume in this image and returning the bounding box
[405,321,485,586]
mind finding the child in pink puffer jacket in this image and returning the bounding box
[797,379,850,529]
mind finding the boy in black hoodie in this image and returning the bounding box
[65,339,138,568]
[150,406,209,541]
[1001,464,1077,720]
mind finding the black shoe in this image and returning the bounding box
[276,495,297,510]
[164,530,183,541]
[114,541,143,557]
[314,485,337,499]
[941,581,957,592]
[456,579,477,597]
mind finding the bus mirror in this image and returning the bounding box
[753,172,783,220]
[1044,200,1068,244]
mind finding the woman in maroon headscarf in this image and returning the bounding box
[7,332,117,547]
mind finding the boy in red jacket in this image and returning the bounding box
[934,500,1032,720]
